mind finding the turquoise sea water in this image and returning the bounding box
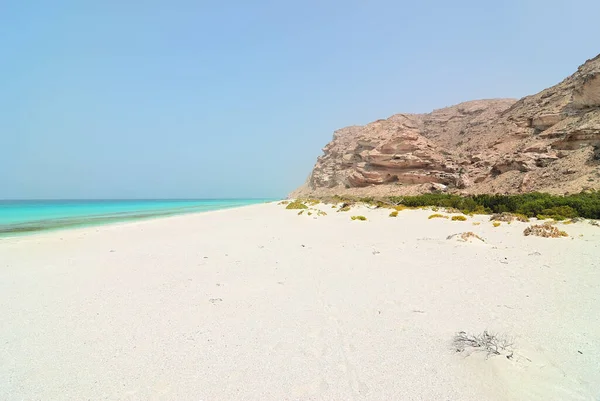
[0,199,272,236]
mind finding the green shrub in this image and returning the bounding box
[351,215,367,221]
[539,205,578,221]
[302,199,320,206]
[451,215,467,221]
[428,213,448,219]
[389,211,398,217]
[384,191,599,219]
[286,201,308,210]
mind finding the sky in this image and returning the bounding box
[1,1,599,199]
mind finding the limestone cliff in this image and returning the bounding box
[291,54,600,198]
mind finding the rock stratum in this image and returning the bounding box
[291,55,600,198]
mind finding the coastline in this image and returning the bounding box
[0,199,275,239]
[1,201,598,400]
[0,201,276,242]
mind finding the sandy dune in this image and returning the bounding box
[1,203,599,400]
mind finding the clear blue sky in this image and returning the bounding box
[1,1,599,199]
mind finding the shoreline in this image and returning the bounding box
[1,201,598,400]
[0,200,277,240]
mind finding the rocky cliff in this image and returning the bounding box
[291,54,600,198]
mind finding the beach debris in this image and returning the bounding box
[453,330,514,359]
[372,250,380,255]
[209,298,223,304]
[528,251,542,256]
[523,224,568,238]
[446,232,485,243]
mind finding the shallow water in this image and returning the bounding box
[0,199,271,236]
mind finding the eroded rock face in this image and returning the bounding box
[291,54,600,197]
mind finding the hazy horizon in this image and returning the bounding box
[2,1,599,199]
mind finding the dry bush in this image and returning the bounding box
[447,232,485,243]
[451,215,467,221]
[351,215,367,221]
[523,224,568,238]
[337,202,352,212]
[278,200,290,205]
[453,331,513,359]
[389,211,399,217]
[472,222,481,226]
[428,214,448,219]
[490,212,529,223]
[493,222,501,227]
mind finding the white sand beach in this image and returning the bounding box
[1,203,599,401]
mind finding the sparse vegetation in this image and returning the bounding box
[278,200,290,205]
[451,215,467,221]
[428,213,448,219]
[493,222,501,227]
[297,210,304,215]
[472,222,481,226]
[389,211,398,217]
[286,201,308,210]
[302,199,321,206]
[453,331,513,359]
[524,224,568,238]
[351,215,367,221]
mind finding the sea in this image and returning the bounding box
[0,199,272,236]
